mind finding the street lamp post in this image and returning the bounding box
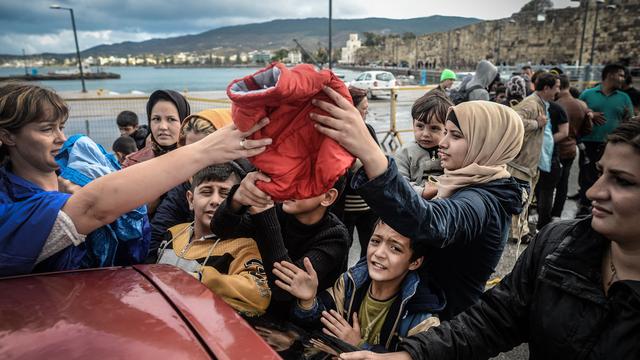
[589,0,607,66]
[588,1,616,80]
[50,4,86,92]
[447,30,451,68]
[572,0,589,74]
[328,0,332,70]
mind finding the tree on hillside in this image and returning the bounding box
[520,0,553,12]
[402,32,416,42]
[363,32,385,47]
[272,49,289,62]
[316,46,329,64]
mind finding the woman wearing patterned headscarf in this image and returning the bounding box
[505,75,527,107]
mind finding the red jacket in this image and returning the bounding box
[227,63,354,201]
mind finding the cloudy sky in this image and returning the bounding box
[1,0,577,55]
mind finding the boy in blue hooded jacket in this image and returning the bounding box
[273,220,444,353]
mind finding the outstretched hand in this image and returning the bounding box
[198,117,272,165]
[321,310,362,347]
[273,257,318,307]
[231,171,273,213]
[310,87,388,179]
[591,112,606,126]
[310,87,379,160]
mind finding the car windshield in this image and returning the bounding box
[376,73,393,81]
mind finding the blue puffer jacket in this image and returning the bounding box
[292,257,445,352]
[352,158,524,320]
[44,134,150,270]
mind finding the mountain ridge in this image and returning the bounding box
[2,15,482,58]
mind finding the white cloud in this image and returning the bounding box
[1,30,182,54]
[1,0,579,54]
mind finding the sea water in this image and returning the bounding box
[0,66,361,94]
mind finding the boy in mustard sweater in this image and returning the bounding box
[157,164,271,316]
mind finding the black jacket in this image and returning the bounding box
[146,182,192,263]
[131,125,150,150]
[353,158,523,319]
[212,186,350,318]
[400,218,640,359]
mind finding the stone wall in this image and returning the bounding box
[355,0,640,69]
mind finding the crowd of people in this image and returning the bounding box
[0,58,638,359]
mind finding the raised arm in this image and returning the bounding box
[397,223,567,360]
[63,119,272,235]
[352,158,488,247]
[310,87,488,246]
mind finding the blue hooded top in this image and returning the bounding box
[0,134,150,277]
[0,166,71,276]
[51,134,150,269]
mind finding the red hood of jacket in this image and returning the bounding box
[227,62,355,201]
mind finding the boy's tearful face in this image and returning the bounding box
[188,177,237,232]
[366,222,422,283]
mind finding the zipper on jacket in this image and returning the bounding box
[385,282,418,349]
[345,271,357,318]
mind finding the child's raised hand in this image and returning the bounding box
[231,171,273,211]
[321,310,362,347]
[273,257,318,305]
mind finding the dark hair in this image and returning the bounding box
[331,174,347,197]
[607,120,640,153]
[348,86,367,107]
[521,65,532,71]
[0,83,68,164]
[411,92,453,125]
[624,69,633,86]
[535,72,558,92]
[549,67,564,75]
[569,87,581,99]
[531,69,547,86]
[559,74,570,90]
[372,218,426,262]
[446,109,461,131]
[191,164,239,189]
[116,110,138,127]
[495,85,507,95]
[112,136,137,155]
[601,63,626,82]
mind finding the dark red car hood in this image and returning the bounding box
[0,264,280,359]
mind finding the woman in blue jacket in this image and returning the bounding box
[0,83,271,276]
[311,89,525,320]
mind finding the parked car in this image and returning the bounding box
[0,265,281,359]
[349,71,397,99]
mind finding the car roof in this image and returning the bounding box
[0,265,280,360]
[361,71,393,75]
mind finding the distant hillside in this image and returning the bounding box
[78,16,481,56]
